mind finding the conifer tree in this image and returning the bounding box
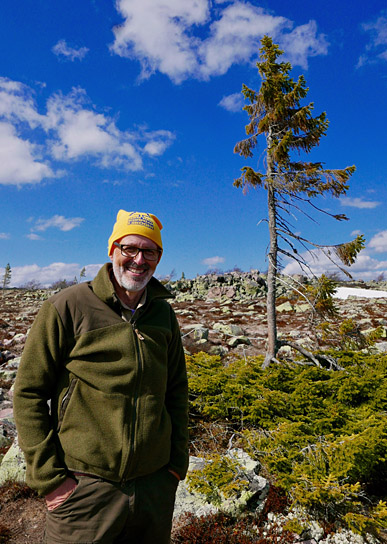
[234,36,364,368]
[2,263,12,296]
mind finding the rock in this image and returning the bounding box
[294,303,310,313]
[193,327,209,341]
[174,457,218,519]
[208,345,229,356]
[0,437,26,485]
[277,302,293,312]
[228,336,251,347]
[213,323,244,337]
[0,423,13,448]
[12,333,27,344]
[0,369,17,380]
[173,450,268,520]
[373,342,387,353]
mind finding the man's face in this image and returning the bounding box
[110,234,161,293]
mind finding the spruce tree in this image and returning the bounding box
[2,263,12,296]
[234,36,364,368]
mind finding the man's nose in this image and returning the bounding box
[133,250,147,264]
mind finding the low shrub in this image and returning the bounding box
[186,351,387,537]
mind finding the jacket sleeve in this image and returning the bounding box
[165,307,189,479]
[13,300,69,496]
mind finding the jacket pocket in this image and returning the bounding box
[57,378,78,431]
[58,380,128,473]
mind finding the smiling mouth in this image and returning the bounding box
[124,265,149,276]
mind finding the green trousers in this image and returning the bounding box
[45,467,179,544]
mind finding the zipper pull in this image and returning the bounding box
[132,322,144,340]
[135,328,144,340]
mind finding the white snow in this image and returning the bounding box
[333,287,387,300]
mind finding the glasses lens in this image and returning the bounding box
[120,246,159,261]
[142,249,159,261]
[121,246,138,258]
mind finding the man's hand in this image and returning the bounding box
[45,477,78,511]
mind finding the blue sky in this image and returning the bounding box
[1,0,386,286]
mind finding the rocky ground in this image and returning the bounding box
[0,272,386,542]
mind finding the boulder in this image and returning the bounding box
[213,323,244,337]
[0,437,26,485]
[173,449,268,520]
[277,301,293,312]
[228,336,251,347]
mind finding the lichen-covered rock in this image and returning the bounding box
[173,450,268,520]
[0,437,26,485]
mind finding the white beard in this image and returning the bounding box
[112,260,153,293]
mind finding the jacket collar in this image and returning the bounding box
[91,263,173,310]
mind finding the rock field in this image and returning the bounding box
[0,271,386,542]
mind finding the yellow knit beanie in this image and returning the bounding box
[108,210,163,256]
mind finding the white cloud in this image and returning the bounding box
[45,89,144,170]
[368,230,387,253]
[0,80,176,185]
[26,233,43,240]
[52,39,89,61]
[0,122,53,185]
[111,0,209,83]
[142,130,175,156]
[279,20,328,69]
[0,232,10,239]
[31,215,85,232]
[357,10,387,68]
[202,256,225,266]
[0,77,44,127]
[218,92,244,112]
[5,263,102,287]
[283,247,387,281]
[199,3,290,79]
[340,197,381,209]
[110,0,328,83]
[351,229,362,236]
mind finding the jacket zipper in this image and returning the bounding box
[122,320,144,482]
[57,378,77,431]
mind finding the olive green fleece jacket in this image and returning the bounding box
[13,264,189,496]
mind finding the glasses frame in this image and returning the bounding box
[113,242,161,262]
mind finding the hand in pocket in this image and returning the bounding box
[45,477,78,511]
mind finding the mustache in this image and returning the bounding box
[123,263,150,271]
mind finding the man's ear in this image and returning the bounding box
[109,252,114,263]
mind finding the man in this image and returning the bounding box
[14,210,189,544]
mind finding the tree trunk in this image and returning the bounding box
[263,182,278,368]
[263,133,278,369]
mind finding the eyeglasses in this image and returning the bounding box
[113,242,161,261]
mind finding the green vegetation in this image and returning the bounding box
[186,351,387,538]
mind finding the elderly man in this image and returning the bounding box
[14,210,189,544]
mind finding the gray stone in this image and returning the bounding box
[12,333,27,344]
[0,425,12,448]
[277,302,293,312]
[0,369,17,380]
[373,342,387,353]
[228,336,251,348]
[208,345,229,356]
[193,327,209,341]
[0,437,26,485]
[294,303,310,313]
[213,323,244,337]
[173,450,268,520]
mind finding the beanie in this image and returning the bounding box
[108,210,163,256]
